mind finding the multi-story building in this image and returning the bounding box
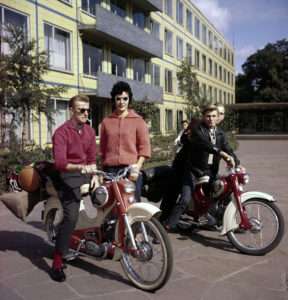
[0,0,235,146]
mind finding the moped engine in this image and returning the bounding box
[85,241,107,258]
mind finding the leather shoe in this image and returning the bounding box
[50,267,66,282]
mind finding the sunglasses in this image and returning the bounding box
[77,108,90,114]
[116,96,129,101]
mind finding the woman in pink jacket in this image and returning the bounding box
[100,81,151,201]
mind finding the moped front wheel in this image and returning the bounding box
[121,217,173,291]
[227,198,284,255]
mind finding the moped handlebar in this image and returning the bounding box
[81,166,132,181]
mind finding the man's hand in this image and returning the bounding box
[90,175,100,192]
[220,151,235,168]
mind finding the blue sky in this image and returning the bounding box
[191,0,288,74]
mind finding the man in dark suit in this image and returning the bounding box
[165,104,240,230]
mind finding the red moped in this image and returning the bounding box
[42,165,173,291]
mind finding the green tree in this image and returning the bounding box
[236,39,288,102]
[0,24,66,149]
[177,59,211,118]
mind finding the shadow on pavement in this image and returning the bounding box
[0,230,132,287]
[0,231,52,273]
[176,228,238,254]
[68,258,132,287]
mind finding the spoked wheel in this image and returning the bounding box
[45,208,62,244]
[121,217,173,291]
[227,199,284,255]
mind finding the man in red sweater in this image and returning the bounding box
[51,94,99,282]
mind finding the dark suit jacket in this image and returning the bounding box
[185,122,240,178]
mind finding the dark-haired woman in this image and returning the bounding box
[100,81,151,201]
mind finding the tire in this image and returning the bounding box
[45,208,62,244]
[121,217,173,291]
[227,198,285,255]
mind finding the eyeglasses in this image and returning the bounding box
[115,96,129,102]
[77,108,90,114]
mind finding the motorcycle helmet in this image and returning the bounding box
[90,186,109,208]
[18,165,41,192]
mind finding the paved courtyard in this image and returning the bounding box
[0,139,288,300]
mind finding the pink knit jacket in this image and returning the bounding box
[100,110,151,167]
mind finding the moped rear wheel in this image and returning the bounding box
[227,198,284,255]
[121,217,173,291]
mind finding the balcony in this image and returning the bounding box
[97,72,163,103]
[79,5,162,59]
[130,0,162,12]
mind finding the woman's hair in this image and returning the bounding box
[110,81,133,110]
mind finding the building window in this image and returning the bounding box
[165,69,173,93]
[151,64,160,86]
[219,90,222,102]
[219,66,222,81]
[150,19,160,39]
[0,6,28,54]
[177,110,183,132]
[202,54,206,72]
[133,8,147,29]
[214,62,218,78]
[165,109,173,132]
[176,37,183,60]
[186,43,192,65]
[214,87,217,102]
[151,108,160,133]
[176,0,183,25]
[195,17,200,39]
[164,28,173,56]
[111,51,126,77]
[231,53,234,66]
[208,30,213,49]
[208,86,212,101]
[83,42,102,76]
[219,40,223,57]
[202,83,207,98]
[227,92,230,104]
[44,23,71,71]
[81,0,100,16]
[47,99,69,142]
[111,0,126,18]
[214,36,218,53]
[223,91,227,104]
[231,74,234,86]
[164,0,173,18]
[202,24,207,45]
[223,69,227,83]
[133,58,145,82]
[186,9,193,33]
[208,58,213,76]
[195,49,200,69]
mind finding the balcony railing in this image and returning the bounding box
[79,5,162,59]
[97,72,163,103]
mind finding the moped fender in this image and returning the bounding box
[126,202,161,224]
[220,191,275,236]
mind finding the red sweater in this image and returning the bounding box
[100,110,151,167]
[52,119,97,171]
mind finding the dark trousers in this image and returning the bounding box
[103,165,143,202]
[55,172,88,255]
[167,170,195,228]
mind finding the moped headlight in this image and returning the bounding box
[124,181,136,193]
